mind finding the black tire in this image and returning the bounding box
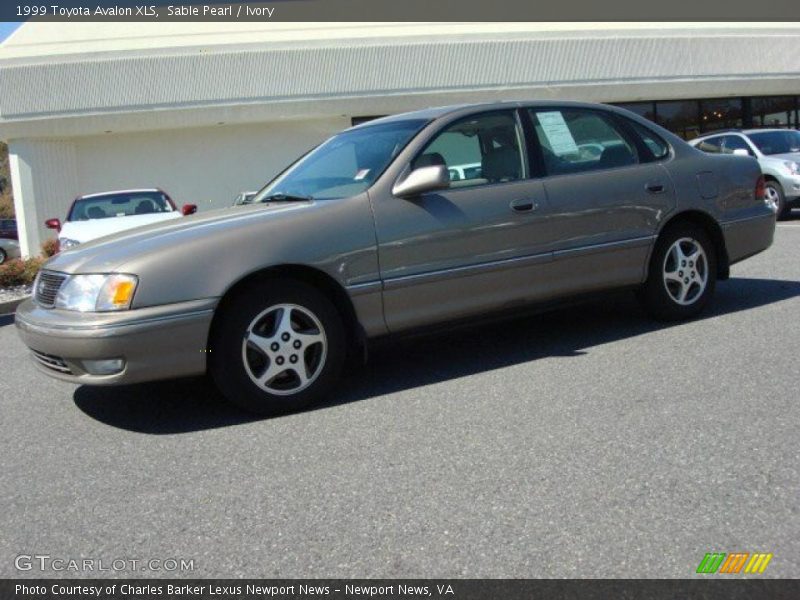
[766,181,789,220]
[0,248,6,265]
[639,223,717,321]
[209,279,346,415]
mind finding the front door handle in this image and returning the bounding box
[646,182,665,194]
[510,199,538,212]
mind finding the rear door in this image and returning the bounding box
[525,107,676,295]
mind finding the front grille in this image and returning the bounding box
[31,350,73,374]
[35,271,67,308]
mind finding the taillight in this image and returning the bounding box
[755,175,766,202]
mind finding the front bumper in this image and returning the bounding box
[15,298,216,385]
[778,173,800,201]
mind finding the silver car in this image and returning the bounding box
[0,237,20,264]
[690,128,800,219]
[15,101,776,415]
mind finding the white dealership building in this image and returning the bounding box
[1,22,799,256]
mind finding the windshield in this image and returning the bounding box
[252,119,429,203]
[748,130,800,155]
[68,191,173,221]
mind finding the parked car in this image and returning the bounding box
[16,101,775,415]
[0,237,20,264]
[0,218,17,240]
[690,129,800,219]
[232,191,258,206]
[45,189,197,250]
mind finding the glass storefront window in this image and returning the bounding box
[751,96,798,129]
[700,98,743,133]
[655,100,701,140]
[614,102,656,122]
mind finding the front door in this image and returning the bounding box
[371,110,552,332]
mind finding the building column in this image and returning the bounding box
[8,139,78,257]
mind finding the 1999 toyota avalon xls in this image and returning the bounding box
[15,102,776,414]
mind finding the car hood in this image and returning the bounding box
[44,201,312,274]
[60,212,182,243]
[762,152,800,163]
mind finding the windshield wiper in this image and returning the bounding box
[260,193,313,203]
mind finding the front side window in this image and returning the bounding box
[747,130,800,156]
[695,136,723,154]
[529,109,638,175]
[721,135,753,156]
[68,192,173,221]
[253,119,428,202]
[412,111,526,188]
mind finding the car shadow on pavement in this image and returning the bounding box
[73,276,800,434]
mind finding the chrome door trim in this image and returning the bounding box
[382,235,656,291]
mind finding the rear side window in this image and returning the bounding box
[528,109,638,176]
[627,120,670,159]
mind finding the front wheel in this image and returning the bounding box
[639,224,717,321]
[209,280,346,415]
[765,181,789,220]
[0,248,6,265]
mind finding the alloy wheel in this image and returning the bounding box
[662,237,708,306]
[764,185,780,212]
[241,303,327,396]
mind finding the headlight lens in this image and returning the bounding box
[55,274,138,312]
[784,161,800,175]
[59,238,80,250]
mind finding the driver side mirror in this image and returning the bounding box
[392,165,450,198]
[732,148,750,157]
[45,218,62,232]
[181,203,198,216]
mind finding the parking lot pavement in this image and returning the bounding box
[1,222,798,579]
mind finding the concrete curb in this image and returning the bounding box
[0,296,29,316]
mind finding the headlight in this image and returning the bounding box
[55,274,138,312]
[784,161,800,175]
[59,238,81,250]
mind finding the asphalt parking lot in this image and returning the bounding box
[1,221,798,579]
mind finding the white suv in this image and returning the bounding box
[690,129,800,219]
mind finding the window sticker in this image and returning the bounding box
[354,168,370,181]
[537,111,579,156]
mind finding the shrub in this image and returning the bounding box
[41,237,59,257]
[0,192,13,219]
[0,257,45,288]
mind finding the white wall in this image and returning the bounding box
[9,117,347,256]
[73,117,347,212]
[9,139,79,256]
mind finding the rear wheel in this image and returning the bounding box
[639,223,717,321]
[209,279,346,415]
[0,248,6,265]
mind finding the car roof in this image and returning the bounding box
[79,188,162,199]
[348,100,642,130]
[695,128,793,140]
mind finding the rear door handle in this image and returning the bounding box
[646,182,665,194]
[510,199,538,212]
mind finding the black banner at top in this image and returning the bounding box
[3,0,800,22]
